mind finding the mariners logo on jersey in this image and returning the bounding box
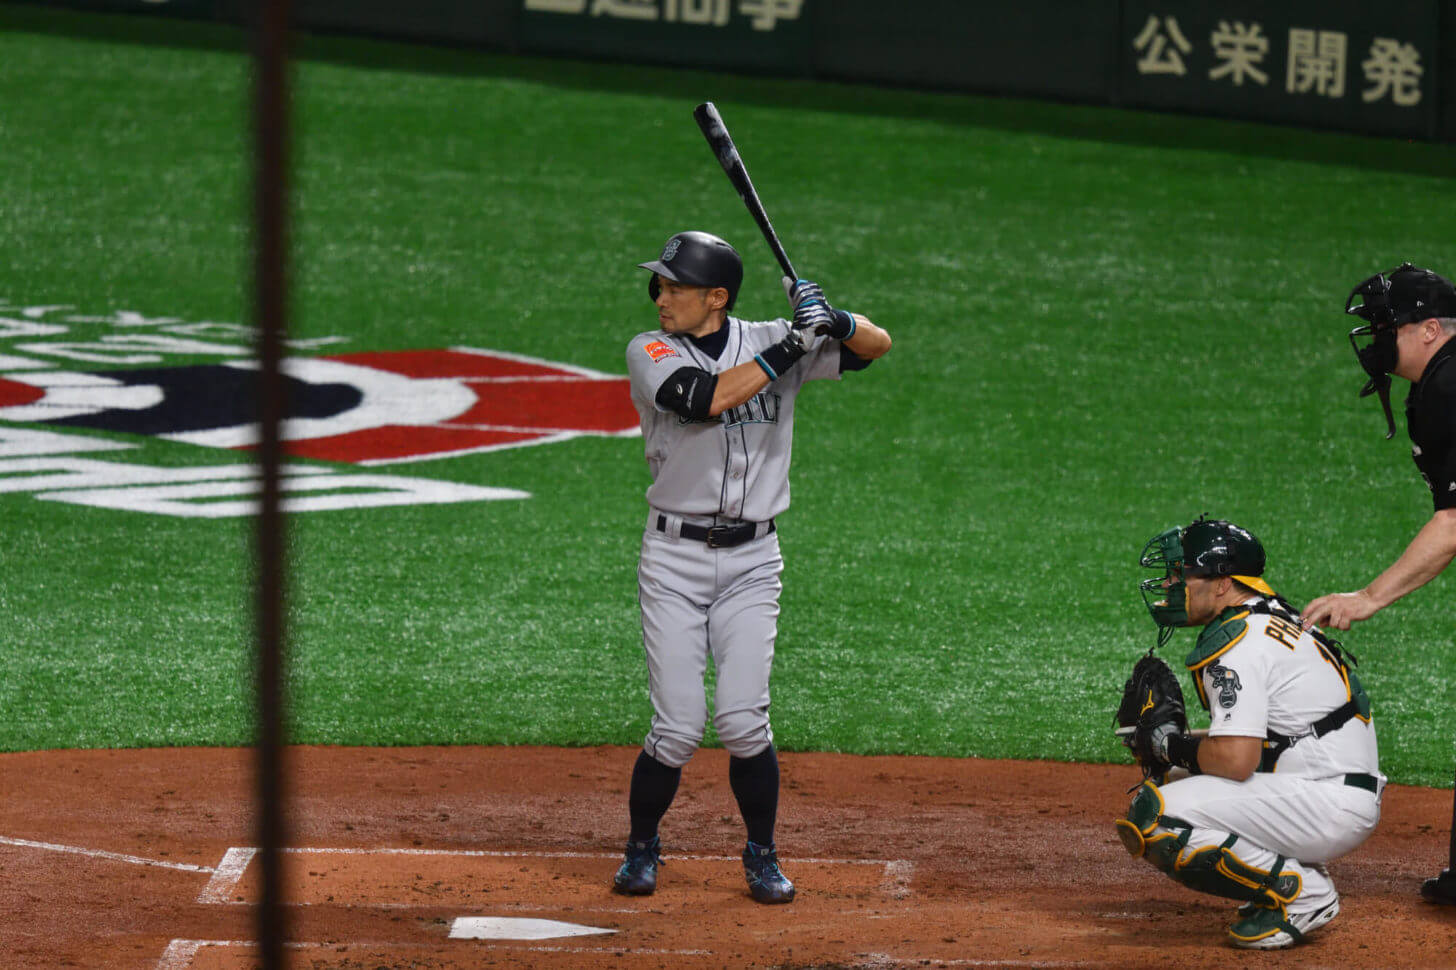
[1210,664,1242,709]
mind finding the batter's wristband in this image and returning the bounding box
[1166,732,1203,774]
[755,334,806,381]
[828,308,856,340]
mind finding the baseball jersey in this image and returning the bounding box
[625,316,843,522]
[1188,600,1379,780]
[1405,338,1456,510]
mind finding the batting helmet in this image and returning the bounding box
[639,231,743,310]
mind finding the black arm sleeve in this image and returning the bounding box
[839,344,873,373]
[655,366,718,421]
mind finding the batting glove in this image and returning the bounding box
[782,276,855,340]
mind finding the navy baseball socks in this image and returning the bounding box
[613,751,681,896]
[730,747,794,903]
[613,747,795,902]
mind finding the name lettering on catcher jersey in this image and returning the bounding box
[721,391,780,429]
[1263,615,1302,650]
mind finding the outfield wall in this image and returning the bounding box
[13,0,1456,142]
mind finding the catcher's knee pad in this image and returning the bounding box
[713,708,772,759]
[1116,781,1189,873]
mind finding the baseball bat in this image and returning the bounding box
[693,101,798,282]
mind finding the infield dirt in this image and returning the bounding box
[1,745,1452,969]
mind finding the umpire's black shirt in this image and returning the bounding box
[1406,337,1456,510]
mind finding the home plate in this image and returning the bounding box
[449,917,617,940]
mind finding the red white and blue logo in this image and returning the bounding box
[0,347,640,464]
[0,304,641,516]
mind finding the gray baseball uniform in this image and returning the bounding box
[625,317,842,767]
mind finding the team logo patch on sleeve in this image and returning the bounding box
[644,340,679,363]
[1210,664,1242,709]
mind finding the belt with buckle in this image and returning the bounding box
[656,514,774,548]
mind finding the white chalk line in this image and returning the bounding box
[157,938,711,970]
[193,845,912,906]
[0,834,214,874]
[253,846,901,863]
[198,899,683,914]
[196,847,256,903]
[858,956,1100,969]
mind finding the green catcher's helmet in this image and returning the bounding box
[1139,517,1271,646]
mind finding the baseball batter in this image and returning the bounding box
[1119,517,1383,949]
[611,230,891,904]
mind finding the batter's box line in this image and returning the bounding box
[0,834,216,874]
[157,939,713,970]
[858,957,1105,969]
[196,846,915,904]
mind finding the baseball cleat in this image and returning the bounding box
[1228,893,1339,949]
[742,840,795,904]
[612,836,661,896]
[1421,868,1456,905]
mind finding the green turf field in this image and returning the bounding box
[3,6,1454,786]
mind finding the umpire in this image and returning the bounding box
[1303,262,1456,906]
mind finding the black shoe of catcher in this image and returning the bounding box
[1421,868,1456,905]
[612,836,661,896]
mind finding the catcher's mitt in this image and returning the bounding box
[1115,651,1189,779]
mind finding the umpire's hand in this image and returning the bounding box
[1301,590,1379,631]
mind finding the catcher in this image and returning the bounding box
[1114,517,1383,950]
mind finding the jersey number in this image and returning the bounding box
[1263,614,1355,687]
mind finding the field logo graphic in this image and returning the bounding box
[0,303,640,516]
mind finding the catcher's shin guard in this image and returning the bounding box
[1116,782,1301,907]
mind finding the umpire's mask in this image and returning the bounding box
[1346,262,1456,439]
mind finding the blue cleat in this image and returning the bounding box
[612,836,661,896]
[742,840,795,904]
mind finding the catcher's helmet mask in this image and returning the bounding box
[639,231,744,311]
[1345,262,1456,439]
[1139,516,1270,646]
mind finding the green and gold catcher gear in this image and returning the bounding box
[1139,516,1271,646]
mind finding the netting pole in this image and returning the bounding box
[251,0,292,967]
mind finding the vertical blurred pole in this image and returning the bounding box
[252,0,292,968]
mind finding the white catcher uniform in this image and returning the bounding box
[624,317,844,767]
[1136,597,1382,916]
